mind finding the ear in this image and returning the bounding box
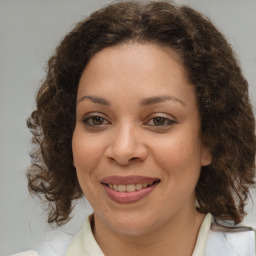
[200,143,212,166]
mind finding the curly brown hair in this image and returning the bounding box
[27,0,255,226]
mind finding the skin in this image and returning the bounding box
[72,42,212,256]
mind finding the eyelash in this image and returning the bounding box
[82,114,110,127]
[82,114,176,128]
[146,116,176,127]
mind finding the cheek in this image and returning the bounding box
[72,132,104,200]
[153,133,202,209]
[152,130,202,178]
[72,132,104,192]
[72,130,102,169]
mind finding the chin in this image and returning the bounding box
[106,212,158,237]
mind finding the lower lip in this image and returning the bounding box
[103,182,159,204]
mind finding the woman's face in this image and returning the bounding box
[72,43,211,236]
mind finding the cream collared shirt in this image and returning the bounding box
[12,213,256,256]
[65,213,212,256]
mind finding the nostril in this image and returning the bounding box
[130,157,139,161]
[107,156,140,166]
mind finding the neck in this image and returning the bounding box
[93,209,205,256]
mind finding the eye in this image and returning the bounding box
[146,116,176,127]
[82,115,110,127]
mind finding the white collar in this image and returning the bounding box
[66,213,212,256]
[192,213,212,255]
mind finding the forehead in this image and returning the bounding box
[82,42,185,78]
[77,42,195,106]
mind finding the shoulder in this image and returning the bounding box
[11,230,74,256]
[10,251,38,256]
[205,222,256,256]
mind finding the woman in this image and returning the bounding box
[17,1,256,255]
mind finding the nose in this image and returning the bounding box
[105,123,148,166]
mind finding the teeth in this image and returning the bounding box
[118,184,126,192]
[135,183,142,190]
[142,183,147,188]
[127,184,136,192]
[108,182,156,192]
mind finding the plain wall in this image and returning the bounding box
[0,0,255,255]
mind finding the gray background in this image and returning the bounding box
[0,0,255,255]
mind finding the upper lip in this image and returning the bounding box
[101,175,160,185]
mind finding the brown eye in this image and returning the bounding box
[153,117,166,126]
[146,116,176,127]
[92,116,104,125]
[82,115,109,127]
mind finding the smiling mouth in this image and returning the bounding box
[103,181,160,193]
[101,175,160,203]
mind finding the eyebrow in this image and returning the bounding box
[77,95,184,106]
[77,95,110,106]
[140,95,185,106]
